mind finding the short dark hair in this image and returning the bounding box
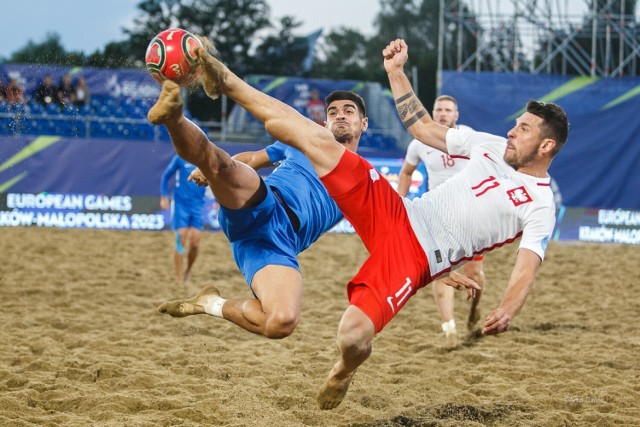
[526,100,569,156]
[325,90,367,117]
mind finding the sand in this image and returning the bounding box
[1,227,639,426]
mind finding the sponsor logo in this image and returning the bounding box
[369,168,380,182]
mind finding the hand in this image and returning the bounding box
[481,308,512,335]
[382,39,409,73]
[160,196,169,210]
[188,168,209,186]
[438,270,481,301]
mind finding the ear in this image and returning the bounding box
[361,117,369,132]
[540,138,556,155]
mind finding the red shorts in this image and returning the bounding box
[320,150,431,333]
[473,255,484,262]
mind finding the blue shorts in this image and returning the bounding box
[172,201,204,230]
[219,185,299,289]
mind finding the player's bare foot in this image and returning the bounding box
[148,80,183,125]
[158,284,220,318]
[317,371,354,410]
[444,328,458,350]
[195,38,227,100]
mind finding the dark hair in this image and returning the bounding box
[526,100,569,156]
[325,90,367,117]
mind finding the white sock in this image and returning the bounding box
[203,297,226,318]
[441,319,456,333]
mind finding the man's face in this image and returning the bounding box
[505,112,545,169]
[432,99,459,128]
[325,99,367,143]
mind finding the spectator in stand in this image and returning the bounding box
[5,78,25,105]
[57,74,76,107]
[306,89,326,125]
[35,74,57,108]
[73,76,90,107]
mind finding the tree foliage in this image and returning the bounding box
[9,33,85,66]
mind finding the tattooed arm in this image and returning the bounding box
[382,39,449,153]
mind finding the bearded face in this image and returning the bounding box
[504,113,546,171]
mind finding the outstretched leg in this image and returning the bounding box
[194,44,343,178]
[317,305,375,410]
[159,265,303,339]
[148,80,263,210]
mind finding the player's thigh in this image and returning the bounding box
[251,265,303,316]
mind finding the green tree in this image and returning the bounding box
[311,27,371,81]
[314,0,445,105]
[250,16,310,76]
[9,33,85,66]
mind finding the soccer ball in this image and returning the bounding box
[145,28,203,86]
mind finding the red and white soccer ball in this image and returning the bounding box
[145,28,203,86]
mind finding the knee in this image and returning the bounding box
[263,310,300,339]
[336,321,372,358]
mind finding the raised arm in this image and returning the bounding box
[482,248,541,335]
[383,39,449,153]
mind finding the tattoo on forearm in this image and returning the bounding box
[402,109,427,128]
[396,93,427,128]
[395,92,413,105]
[397,97,420,120]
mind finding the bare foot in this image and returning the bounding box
[158,284,220,318]
[147,80,183,125]
[195,38,227,100]
[317,371,354,410]
[444,328,458,350]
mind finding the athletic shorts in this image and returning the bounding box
[218,184,298,288]
[320,150,432,333]
[172,201,204,230]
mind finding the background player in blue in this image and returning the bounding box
[151,83,366,339]
[160,154,207,284]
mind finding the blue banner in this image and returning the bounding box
[442,71,640,210]
[0,64,159,100]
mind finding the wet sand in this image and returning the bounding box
[1,227,638,426]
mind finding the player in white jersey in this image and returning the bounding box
[398,95,484,349]
[189,38,568,409]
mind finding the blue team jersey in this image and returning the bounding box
[265,141,343,252]
[160,155,206,208]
